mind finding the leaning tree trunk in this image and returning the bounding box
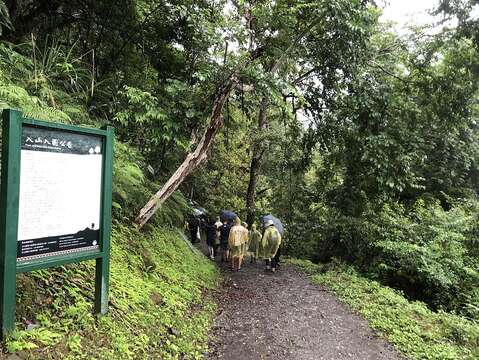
[246,96,269,226]
[135,42,265,229]
[135,79,236,228]
[135,9,316,229]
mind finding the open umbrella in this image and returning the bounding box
[220,210,237,223]
[191,208,204,217]
[261,214,284,235]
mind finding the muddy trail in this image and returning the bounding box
[206,258,404,360]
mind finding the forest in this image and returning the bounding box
[0,0,479,359]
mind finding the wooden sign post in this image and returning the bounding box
[0,109,114,337]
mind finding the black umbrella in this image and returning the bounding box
[261,214,284,235]
[220,210,237,223]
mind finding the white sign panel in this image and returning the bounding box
[17,126,103,261]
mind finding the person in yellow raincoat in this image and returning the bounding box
[241,222,249,263]
[262,219,282,272]
[248,223,261,263]
[228,217,248,271]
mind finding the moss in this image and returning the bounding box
[4,224,220,359]
[0,44,218,359]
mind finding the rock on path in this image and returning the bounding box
[207,260,405,360]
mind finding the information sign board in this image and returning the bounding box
[0,109,114,337]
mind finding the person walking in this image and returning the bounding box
[219,220,232,262]
[241,222,249,265]
[205,218,217,260]
[214,217,222,257]
[228,217,248,271]
[248,223,261,263]
[262,219,282,272]
[187,215,200,244]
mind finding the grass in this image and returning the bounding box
[3,223,220,359]
[0,44,221,359]
[289,258,479,360]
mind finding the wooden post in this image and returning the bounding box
[95,126,114,314]
[0,109,22,337]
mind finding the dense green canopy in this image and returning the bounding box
[1,0,479,333]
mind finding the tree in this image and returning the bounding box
[242,0,378,224]
[135,0,377,227]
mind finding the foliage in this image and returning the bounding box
[113,85,190,164]
[266,15,479,324]
[1,0,479,357]
[0,0,12,36]
[368,200,479,315]
[189,106,253,218]
[0,42,89,123]
[7,224,219,359]
[290,258,479,360]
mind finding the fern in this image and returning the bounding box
[0,81,71,122]
[0,42,93,123]
[112,143,149,219]
[0,1,12,36]
[152,190,190,227]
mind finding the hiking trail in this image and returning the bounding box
[206,260,404,360]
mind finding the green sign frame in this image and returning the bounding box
[0,109,114,337]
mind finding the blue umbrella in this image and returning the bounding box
[261,214,284,235]
[220,210,237,223]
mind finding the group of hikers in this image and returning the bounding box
[187,215,282,272]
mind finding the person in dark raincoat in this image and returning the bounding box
[219,220,232,262]
[205,217,217,260]
[187,216,200,244]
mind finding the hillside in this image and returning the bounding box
[0,42,219,359]
[4,225,219,359]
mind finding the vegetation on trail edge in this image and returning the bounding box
[289,258,479,360]
[0,42,221,359]
[3,225,219,359]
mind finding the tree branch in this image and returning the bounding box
[135,50,263,228]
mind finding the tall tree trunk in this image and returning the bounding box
[135,79,236,228]
[246,96,269,225]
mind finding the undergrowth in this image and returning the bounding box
[0,42,216,359]
[4,224,219,359]
[289,258,479,360]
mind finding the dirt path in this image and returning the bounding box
[206,259,405,360]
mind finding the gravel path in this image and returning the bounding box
[206,259,405,360]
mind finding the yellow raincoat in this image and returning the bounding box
[241,222,249,257]
[261,225,282,259]
[228,218,248,259]
[248,224,261,258]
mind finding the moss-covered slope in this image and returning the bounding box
[4,224,219,359]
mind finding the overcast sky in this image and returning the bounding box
[380,0,445,32]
